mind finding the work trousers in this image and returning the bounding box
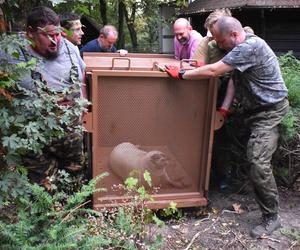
[246,98,289,215]
[23,132,85,184]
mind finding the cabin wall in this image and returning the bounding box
[191,8,300,58]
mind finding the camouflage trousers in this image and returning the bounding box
[245,98,289,216]
[23,132,85,184]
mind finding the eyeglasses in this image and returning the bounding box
[37,26,63,35]
[37,26,62,44]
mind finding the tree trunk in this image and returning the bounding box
[0,7,7,34]
[117,0,125,49]
[124,1,138,51]
[99,0,107,25]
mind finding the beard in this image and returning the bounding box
[178,37,189,45]
[45,50,59,59]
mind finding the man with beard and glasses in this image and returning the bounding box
[165,16,288,239]
[5,6,87,184]
[173,18,202,60]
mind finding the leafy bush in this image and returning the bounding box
[0,173,109,250]
[278,52,300,108]
[90,170,165,249]
[274,52,300,186]
[0,171,165,250]
[278,52,300,143]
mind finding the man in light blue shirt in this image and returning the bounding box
[9,6,87,183]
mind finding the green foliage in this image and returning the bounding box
[158,201,183,220]
[0,168,29,207]
[143,170,152,187]
[273,52,300,186]
[278,52,300,142]
[0,33,89,205]
[279,108,298,142]
[90,172,165,249]
[0,173,108,250]
[0,169,165,249]
[280,228,299,241]
[278,52,300,108]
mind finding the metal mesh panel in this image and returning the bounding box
[93,75,210,195]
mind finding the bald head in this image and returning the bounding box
[215,16,244,36]
[173,18,192,45]
[211,16,246,52]
[174,18,190,29]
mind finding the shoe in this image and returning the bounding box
[250,214,281,239]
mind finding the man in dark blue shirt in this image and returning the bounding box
[80,25,127,56]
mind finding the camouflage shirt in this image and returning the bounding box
[222,33,288,111]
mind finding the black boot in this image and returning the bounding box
[250,214,281,239]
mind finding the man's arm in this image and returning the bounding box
[221,77,235,110]
[174,38,180,60]
[217,77,235,118]
[182,60,234,79]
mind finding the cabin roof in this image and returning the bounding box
[181,0,300,16]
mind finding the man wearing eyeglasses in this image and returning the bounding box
[11,6,86,184]
[60,13,84,46]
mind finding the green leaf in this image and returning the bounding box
[143,170,152,187]
[137,186,146,198]
[2,134,20,150]
[124,177,138,189]
[169,201,177,211]
[152,214,165,227]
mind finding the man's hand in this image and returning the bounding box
[165,65,180,79]
[191,60,205,68]
[117,49,128,57]
[218,107,230,119]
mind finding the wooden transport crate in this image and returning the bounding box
[83,53,222,210]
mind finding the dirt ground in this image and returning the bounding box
[158,186,300,250]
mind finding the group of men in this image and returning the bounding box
[167,11,288,239]
[8,6,288,239]
[60,13,127,56]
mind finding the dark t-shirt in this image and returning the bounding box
[222,34,288,111]
[80,39,117,55]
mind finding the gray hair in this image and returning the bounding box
[100,25,118,38]
[215,16,243,36]
[204,8,232,30]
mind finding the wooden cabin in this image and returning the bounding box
[180,0,300,58]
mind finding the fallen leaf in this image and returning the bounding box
[232,203,244,214]
[212,207,219,214]
[171,225,180,230]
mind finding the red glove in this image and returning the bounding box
[218,107,230,119]
[165,65,180,79]
[191,60,205,67]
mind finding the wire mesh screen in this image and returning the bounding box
[91,74,215,206]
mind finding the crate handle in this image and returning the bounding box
[112,57,131,70]
[180,59,198,69]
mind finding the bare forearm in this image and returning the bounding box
[182,60,234,80]
[221,78,235,109]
